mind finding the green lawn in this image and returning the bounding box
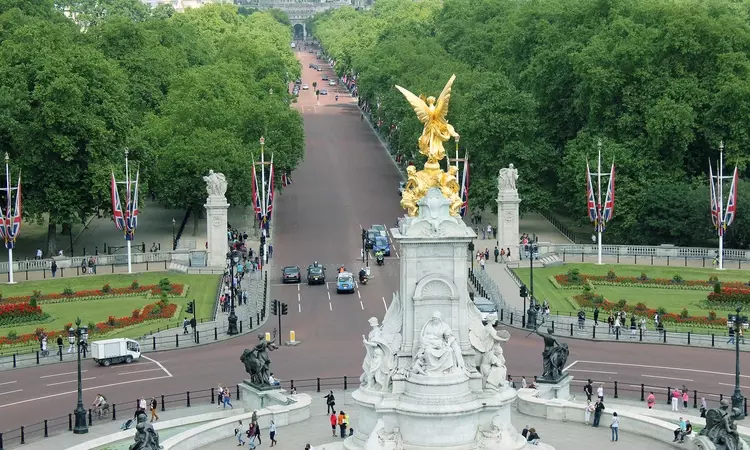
[514,263,750,333]
[0,272,220,350]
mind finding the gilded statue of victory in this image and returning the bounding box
[396,75,463,217]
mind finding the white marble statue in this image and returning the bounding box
[469,302,511,391]
[412,311,465,375]
[361,294,403,391]
[498,164,519,192]
[203,170,228,198]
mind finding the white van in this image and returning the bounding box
[91,338,141,366]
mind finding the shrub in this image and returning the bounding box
[639,272,648,281]
[130,280,140,290]
[709,310,717,320]
[29,296,37,308]
[64,322,73,332]
[634,302,649,313]
[158,278,172,293]
[606,269,617,281]
[714,282,722,294]
[566,269,581,284]
[102,284,112,293]
[107,316,116,326]
[680,308,690,318]
[63,287,75,296]
[31,290,42,304]
[150,303,163,315]
[6,330,17,340]
[132,309,141,319]
[709,276,719,284]
[672,274,684,284]
[88,321,96,332]
[583,284,592,293]
[657,307,667,315]
[616,299,627,309]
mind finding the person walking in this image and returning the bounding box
[584,400,594,425]
[700,398,707,417]
[56,335,64,357]
[235,420,245,446]
[223,390,234,409]
[593,307,599,326]
[671,388,680,412]
[269,420,277,446]
[218,386,224,408]
[150,397,159,422]
[494,246,499,263]
[584,379,593,402]
[630,315,637,338]
[338,411,346,438]
[253,419,262,445]
[51,260,57,278]
[647,391,656,409]
[330,410,338,437]
[682,389,689,411]
[610,412,619,441]
[324,391,336,414]
[597,384,604,401]
[593,400,605,427]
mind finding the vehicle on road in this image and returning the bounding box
[336,272,355,293]
[91,338,141,367]
[365,229,378,249]
[376,252,385,266]
[329,80,336,86]
[282,265,301,283]
[320,89,328,95]
[472,296,499,324]
[372,235,391,256]
[291,42,296,48]
[398,181,406,196]
[302,84,309,90]
[317,67,323,71]
[322,75,328,81]
[371,224,387,236]
[307,264,326,285]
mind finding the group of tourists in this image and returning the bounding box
[234,411,277,448]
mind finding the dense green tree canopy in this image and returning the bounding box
[312,0,750,248]
[0,0,304,252]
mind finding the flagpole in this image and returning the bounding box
[124,149,132,274]
[718,141,725,270]
[596,140,603,265]
[5,153,14,284]
[260,137,267,263]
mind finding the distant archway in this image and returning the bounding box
[293,23,304,38]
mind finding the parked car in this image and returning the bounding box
[336,272,355,293]
[282,265,301,283]
[320,89,328,95]
[307,264,326,285]
[91,338,141,366]
[322,75,329,81]
[302,84,309,90]
[329,80,336,86]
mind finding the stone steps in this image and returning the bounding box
[540,254,563,267]
[169,262,189,273]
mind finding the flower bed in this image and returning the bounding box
[572,293,725,327]
[0,282,185,306]
[0,300,178,347]
[707,288,750,305]
[0,303,49,327]
[554,272,745,290]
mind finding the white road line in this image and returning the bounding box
[563,361,579,371]
[382,296,387,312]
[568,369,618,375]
[360,301,364,310]
[327,291,331,300]
[0,389,22,397]
[719,383,750,389]
[355,281,359,289]
[0,375,173,409]
[642,375,694,382]
[297,285,300,292]
[118,368,162,376]
[573,360,750,379]
[298,304,302,313]
[0,381,17,386]
[141,355,173,377]
[298,293,301,302]
[395,251,400,259]
[40,370,87,379]
[47,377,96,387]
[357,290,361,299]
[329,302,333,311]
[628,384,672,391]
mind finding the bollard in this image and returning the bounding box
[112,404,117,421]
[570,323,573,336]
[592,325,596,339]
[211,387,215,404]
[688,331,691,345]
[694,391,698,409]
[667,387,671,405]
[745,398,748,417]
[153,336,156,351]
[161,395,165,412]
[291,380,295,390]
[522,315,525,328]
[20,427,24,445]
[1,432,3,450]
[36,351,39,364]
[614,381,618,399]
[712,334,715,347]
[317,378,321,392]
[186,391,191,407]
[88,408,93,426]
[640,328,643,341]
[196,330,200,344]
[265,332,271,341]
[250,316,253,328]
[641,384,645,401]
[44,420,48,437]
[615,328,619,340]
[175,334,179,347]
[500,309,504,321]
[720,393,724,403]
[240,321,243,333]
[257,313,260,325]
[215,327,218,341]
[552,321,555,333]
[69,414,73,431]
[13,354,16,368]
[290,330,296,342]
[236,384,239,401]
[663,330,667,343]
[344,376,348,390]
[510,313,513,325]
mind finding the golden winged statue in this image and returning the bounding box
[395,75,459,168]
[396,75,462,217]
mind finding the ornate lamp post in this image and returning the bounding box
[226,250,240,335]
[73,317,89,434]
[728,307,747,419]
[468,241,475,271]
[171,218,176,250]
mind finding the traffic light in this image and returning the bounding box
[281,302,288,316]
[362,229,367,240]
[519,285,528,298]
[186,300,194,314]
[271,299,279,316]
[261,235,266,245]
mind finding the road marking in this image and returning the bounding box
[642,375,694,382]
[359,224,362,229]
[329,302,333,311]
[141,355,173,377]
[357,290,361,299]
[563,361,578,371]
[298,304,302,313]
[297,285,300,292]
[46,377,96,387]
[382,296,387,312]
[0,381,17,386]
[326,282,330,289]
[118,368,162,376]
[628,384,672,391]
[395,251,400,259]
[0,389,22,397]
[40,370,87,379]
[568,369,618,375]
[573,361,750,379]
[327,291,331,300]
[719,383,750,389]
[298,293,301,302]
[355,281,359,289]
[0,375,174,409]
[360,301,364,310]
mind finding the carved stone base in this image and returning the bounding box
[239,381,289,411]
[534,375,573,401]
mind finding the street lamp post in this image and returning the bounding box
[226,251,240,335]
[172,218,176,250]
[73,317,88,434]
[729,307,747,419]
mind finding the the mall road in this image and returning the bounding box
[3,46,750,432]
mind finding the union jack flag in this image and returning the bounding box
[586,162,599,229]
[601,163,615,228]
[459,157,469,217]
[111,171,125,231]
[724,166,739,229]
[4,174,21,249]
[282,172,293,187]
[709,161,720,231]
[251,160,263,223]
[266,160,275,221]
[124,171,139,241]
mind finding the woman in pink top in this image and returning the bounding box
[682,390,689,411]
[647,391,656,409]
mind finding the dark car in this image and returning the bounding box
[307,264,326,285]
[365,229,377,249]
[282,266,301,283]
[322,75,329,81]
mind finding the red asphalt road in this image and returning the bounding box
[1,46,749,433]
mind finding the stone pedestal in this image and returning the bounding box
[238,381,289,411]
[535,375,573,401]
[204,195,229,267]
[496,190,520,252]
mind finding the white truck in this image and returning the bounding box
[91,338,141,367]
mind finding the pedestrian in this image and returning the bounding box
[51,260,58,278]
[56,335,63,356]
[484,248,490,261]
[610,412,619,441]
[607,314,614,334]
[700,398,707,417]
[506,248,511,262]
[584,379,593,402]
[521,376,527,389]
[647,391,656,409]
[269,420,277,446]
[330,410,338,437]
[150,397,159,422]
[597,384,604,402]
[479,257,486,271]
[218,385,224,409]
[593,400,605,427]
[183,318,189,335]
[671,388,680,412]
[324,391,336,413]
[223,390,234,409]
[630,315,637,338]
[268,243,274,259]
[584,400,594,425]
[338,411,346,438]
[593,307,599,326]
[254,420,262,444]
[494,246,499,263]
[246,424,257,449]
[682,389,689,411]
[235,420,245,446]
